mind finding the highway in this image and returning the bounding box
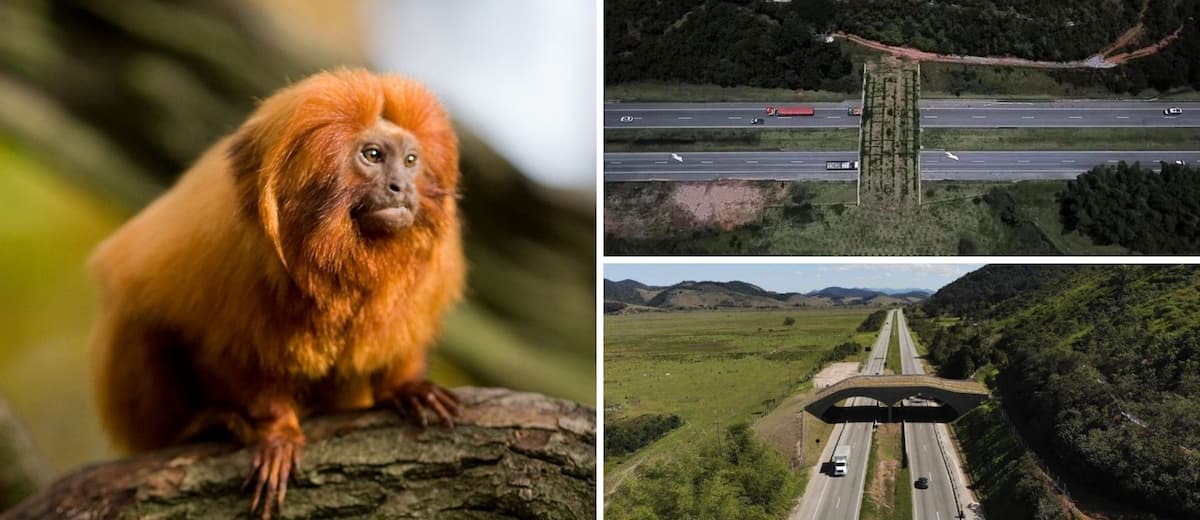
[604,151,1200,182]
[796,310,895,520]
[604,100,1200,128]
[897,310,981,520]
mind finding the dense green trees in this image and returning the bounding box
[607,423,802,520]
[856,309,889,332]
[927,265,1200,518]
[606,0,1200,95]
[607,414,685,457]
[1058,162,1200,254]
[606,0,856,91]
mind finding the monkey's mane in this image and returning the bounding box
[227,69,460,296]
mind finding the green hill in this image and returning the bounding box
[924,265,1200,518]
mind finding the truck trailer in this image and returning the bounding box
[825,160,859,170]
[832,445,851,476]
[766,106,814,117]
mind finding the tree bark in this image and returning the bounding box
[1,387,595,520]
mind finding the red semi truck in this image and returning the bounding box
[766,106,814,117]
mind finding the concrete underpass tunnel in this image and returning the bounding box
[804,375,990,423]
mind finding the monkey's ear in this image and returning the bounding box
[228,127,289,271]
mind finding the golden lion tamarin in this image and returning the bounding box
[88,69,464,517]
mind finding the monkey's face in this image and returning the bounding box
[349,119,426,236]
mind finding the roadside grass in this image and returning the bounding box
[924,128,1200,151]
[604,128,860,152]
[862,423,909,520]
[604,308,873,494]
[921,63,1117,99]
[997,181,1130,255]
[605,82,855,103]
[885,316,901,374]
[951,401,1043,520]
[604,180,1120,255]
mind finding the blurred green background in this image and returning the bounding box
[0,0,595,480]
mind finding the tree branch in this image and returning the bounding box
[1,387,595,519]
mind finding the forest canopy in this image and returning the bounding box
[606,0,1200,95]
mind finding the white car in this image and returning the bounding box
[619,116,634,122]
[1165,107,1183,115]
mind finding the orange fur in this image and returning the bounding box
[89,69,465,454]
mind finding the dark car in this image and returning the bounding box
[751,117,765,125]
[915,477,930,489]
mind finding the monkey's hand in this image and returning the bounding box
[247,432,303,520]
[385,380,460,429]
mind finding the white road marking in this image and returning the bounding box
[1018,160,1031,163]
[746,161,759,164]
[1021,116,1036,119]
[1117,116,1130,119]
[727,116,742,120]
[790,160,805,164]
[1108,160,1119,163]
[827,116,842,119]
[1063,160,1076,163]
[924,116,939,119]
[609,161,622,165]
[701,160,714,164]
[971,115,986,119]
[677,116,693,120]
[1069,116,1083,119]
[971,160,985,163]
[654,161,667,164]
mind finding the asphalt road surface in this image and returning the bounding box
[897,310,981,520]
[603,151,1200,182]
[799,310,895,520]
[604,100,1200,128]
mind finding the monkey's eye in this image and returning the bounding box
[361,146,385,164]
[404,153,418,167]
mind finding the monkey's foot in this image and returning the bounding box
[388,380,460,429]
[246,435,303,520]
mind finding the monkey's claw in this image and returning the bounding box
[390,380,459,429]
[246,436,303,520]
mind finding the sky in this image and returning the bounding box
[369,1,595,190]
[603,264,985,293]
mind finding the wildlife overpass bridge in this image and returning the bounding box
[806,375,988,421]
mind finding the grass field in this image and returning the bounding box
[604,308,875,494]
[924,128,1200,151]
[605,82,856,103]
[604,128,859,152]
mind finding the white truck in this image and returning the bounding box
[832,445,850,476]
[825,160,859,171]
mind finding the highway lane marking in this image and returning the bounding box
[971,115,986,119]
[1117,116,1130,119]
[727,116,743,120]
[746,161,759,164]
[701,160,713,164]
[1108,160,1119,163]
[924,116,939,119]
[971,160,985,163]
[608,161,622,165]
[826,116,843,119]
[1017,160,1030,163]
[1021,116,1036,119]
[1062,160,1076,163]
[1069,116,1083,119]
[790,160,805,164]
[676,116,693,120]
